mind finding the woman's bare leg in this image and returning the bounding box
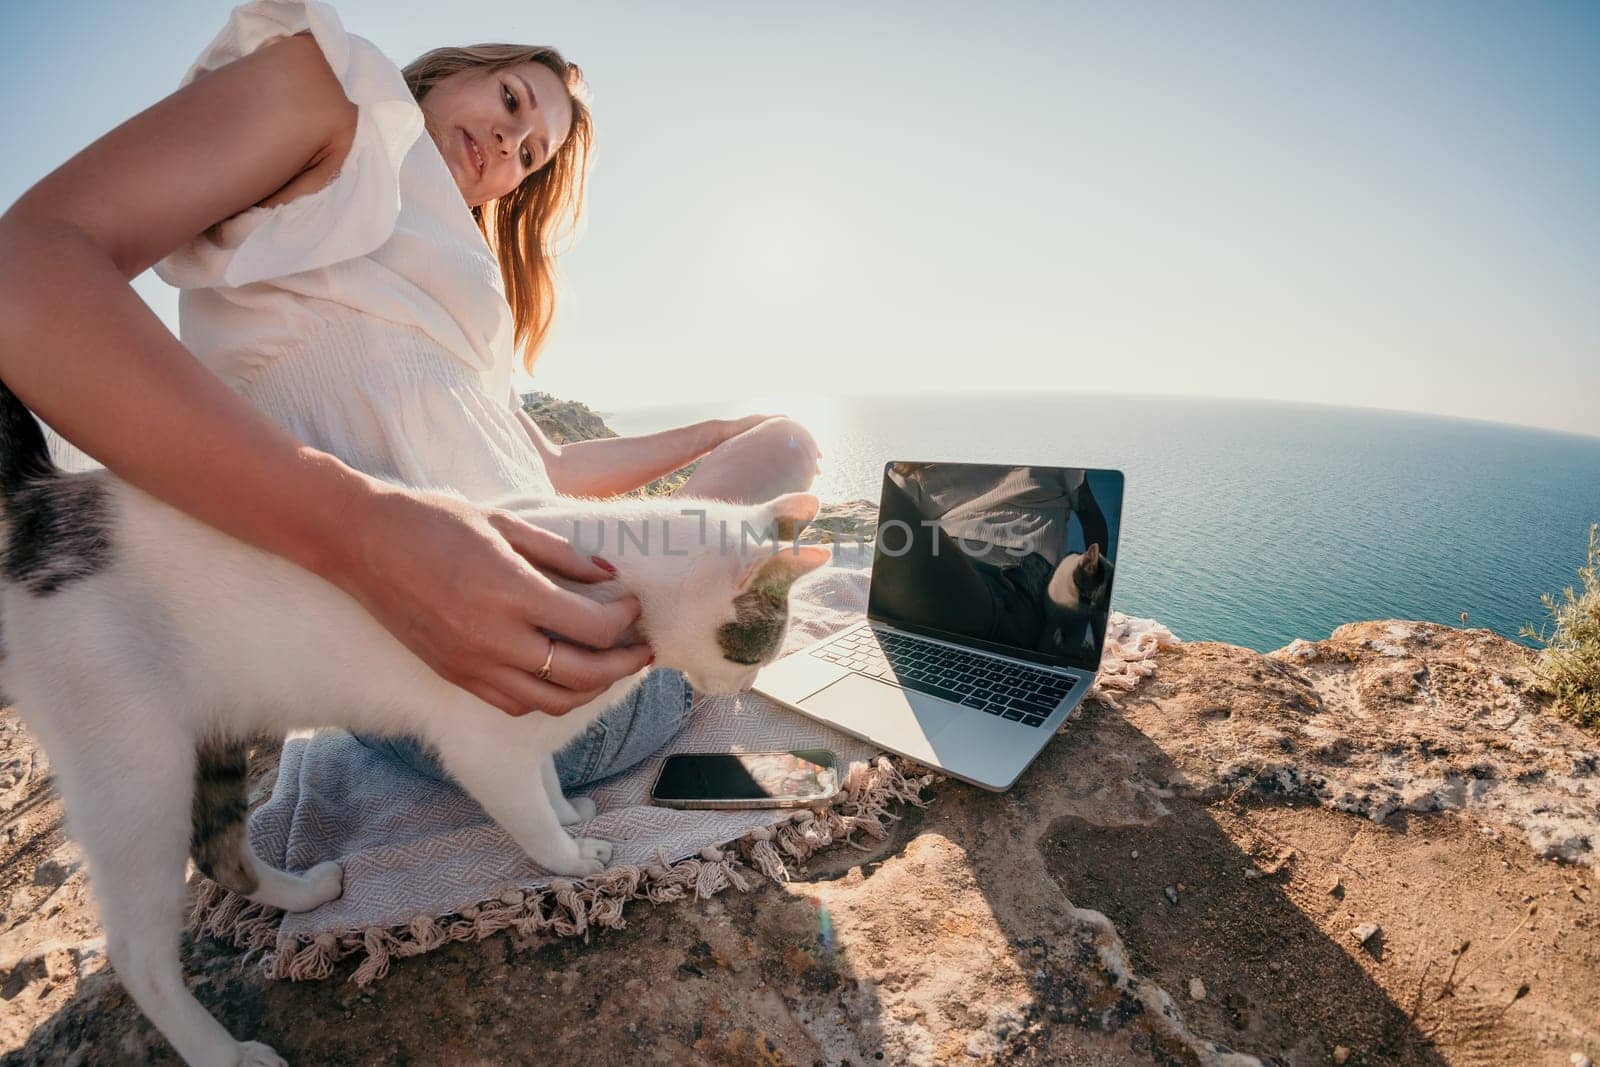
[678,416,820,504]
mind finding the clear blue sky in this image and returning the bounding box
[3,1,1597,435]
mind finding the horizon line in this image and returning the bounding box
[571,386,1600,445]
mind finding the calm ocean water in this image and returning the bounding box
[605,393,1600,653]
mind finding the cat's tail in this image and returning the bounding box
[0,376,58,500]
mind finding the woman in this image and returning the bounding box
[0,0,819,787]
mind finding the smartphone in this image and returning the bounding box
[649,749,839,810]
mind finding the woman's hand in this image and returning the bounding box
[715,414,823,460]
[722,413,778,438]
[325,484,653,718]
[715,413,782,443]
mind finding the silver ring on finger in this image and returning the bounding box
[535,640,557,682]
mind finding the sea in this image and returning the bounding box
[604,392,1600,654]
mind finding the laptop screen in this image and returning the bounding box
[866,462,1124,673]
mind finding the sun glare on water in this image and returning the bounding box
[738,392,851,501]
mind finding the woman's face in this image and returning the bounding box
[419,61,575,208]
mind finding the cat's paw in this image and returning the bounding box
[292,860,343,912]
[232,1040,287,1067]
[543,836,613,876]
[529,836,613,877]
[574,836,613,873]
[558,796,598,825]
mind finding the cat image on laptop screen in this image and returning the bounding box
[869,463,1119,668]
[1041,542,1114,659]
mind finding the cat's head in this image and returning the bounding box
[1074,543,1113,607]
[656,492,832,694]
[544,493,832,696]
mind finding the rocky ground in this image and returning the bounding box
[3,615,1596,1066]
[519,393,617,445]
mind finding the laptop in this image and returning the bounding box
[755,461,1123,791]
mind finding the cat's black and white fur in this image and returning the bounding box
[0,379,828,1066]
[1040,542,1114,658]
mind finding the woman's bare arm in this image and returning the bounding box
[0,36,650,716]
[520,409,773,497]
[0,38,360,569]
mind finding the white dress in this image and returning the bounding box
[144,0,554,499]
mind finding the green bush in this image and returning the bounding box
[1521,523,1600,729]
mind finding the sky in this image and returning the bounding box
[2,1,1597,435]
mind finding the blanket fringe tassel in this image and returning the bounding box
[186,756,937,987]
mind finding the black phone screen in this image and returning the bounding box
[651,750,838,803]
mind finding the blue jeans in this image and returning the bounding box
[353,669,696,791]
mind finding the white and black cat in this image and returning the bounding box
[0,379,828,1066]
[1041,542,1114,658]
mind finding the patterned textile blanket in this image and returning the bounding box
[190,543,1176,983]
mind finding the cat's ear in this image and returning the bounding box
[737,544,831,595]
[760,492,821,543]
[1083,543,1101,567]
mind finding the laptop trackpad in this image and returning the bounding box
[799,674,962,748]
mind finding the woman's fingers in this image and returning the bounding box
[491,635,655,712]
[478,661,610,717]
[736,413,783,436]
[539,639,655,694]
[477,514,650,710]
[469,634,653,718]
[528,583,643,651]
[488,512,645,649]
[491,512,615,582]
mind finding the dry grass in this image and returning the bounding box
[1521,523,1600,730]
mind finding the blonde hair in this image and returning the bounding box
[402,45,593,372]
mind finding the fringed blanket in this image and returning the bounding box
[190,545,1177,984]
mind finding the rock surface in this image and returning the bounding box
[1143,621,1600,876]
[520,392,617,445]
[3,621,1598,1065]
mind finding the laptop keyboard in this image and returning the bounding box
[810,624,1076,728]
